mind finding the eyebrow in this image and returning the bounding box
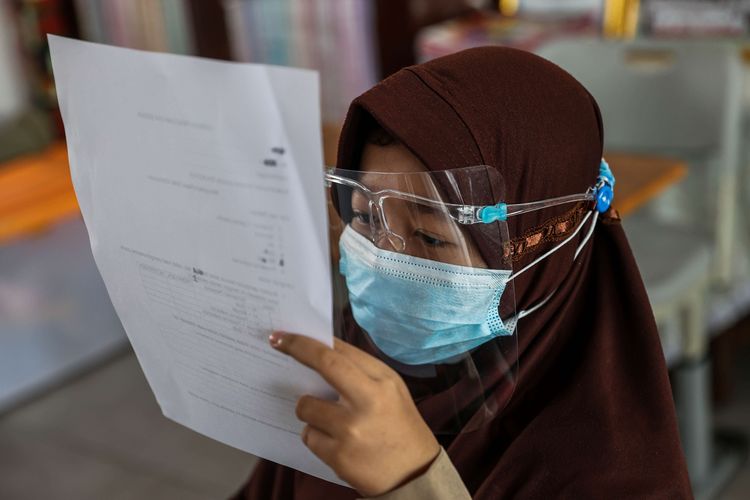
[350,190,369,209]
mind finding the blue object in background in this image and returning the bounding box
[0,218,126,411]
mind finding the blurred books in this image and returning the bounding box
[70,0,379,122]
[223,0,379,122]
[500,0,601,17]
[645,1,748,37]
[74,0,195,54]
[417,10,597,62]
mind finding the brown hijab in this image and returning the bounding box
[235,47,692,499]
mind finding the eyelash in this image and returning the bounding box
[416,230,448,247]
[352,211,370,225]
[352,211,449,247]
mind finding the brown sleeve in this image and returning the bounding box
[358,448,471,500]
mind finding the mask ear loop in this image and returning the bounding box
[504,209,598,326]
[507,209,596,283]
[574,210,598,260]
[503,158,612,326]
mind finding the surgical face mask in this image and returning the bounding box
[336,160,614,366]
[339,226,517,365]
[339,208,595,365]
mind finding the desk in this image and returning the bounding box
[0,142,78,244]
[606,152,688,216]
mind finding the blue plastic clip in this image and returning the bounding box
[595,158,615,213]
[478,202,508,223]
[599,158,615,187]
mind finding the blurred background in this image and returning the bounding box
[1,0,749,498]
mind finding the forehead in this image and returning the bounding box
[358,143,437,196]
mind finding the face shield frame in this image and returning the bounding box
[325,160,614,434]
[325,170,600,248]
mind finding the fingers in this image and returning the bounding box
[296,395,346,435]
[301,425,338,465]
[270,332,373,404]
[333,338,393,380]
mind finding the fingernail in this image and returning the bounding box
[269,331,284,348]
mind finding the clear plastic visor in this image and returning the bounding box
[326,165,518,434]
[327,167,509,266]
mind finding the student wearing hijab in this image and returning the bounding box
[231,47,692,499]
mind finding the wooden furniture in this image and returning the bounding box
[606,152,687,216]
[0,142,78,245]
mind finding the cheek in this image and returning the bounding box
[470,246,489,268]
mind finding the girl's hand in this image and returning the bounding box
[269,331,440,497]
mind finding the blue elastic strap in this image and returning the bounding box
[595,158,615,213]
[478,202,508,223]
[599,158,615,187]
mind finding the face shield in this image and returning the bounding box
[327,165,517,434]
[325,160,613,434]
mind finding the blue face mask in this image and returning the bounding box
[339,226,517,365]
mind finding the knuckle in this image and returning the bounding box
[381,373,405,393]
[382,364,401,379]
[340,422,355,440]
[340,419,362,441]
[319,351,341,372]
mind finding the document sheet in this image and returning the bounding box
[49,36,340,484]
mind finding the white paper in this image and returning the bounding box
[48,35,342,485]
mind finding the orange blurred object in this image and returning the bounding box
[0,141,80,244]
[604,152,687,217]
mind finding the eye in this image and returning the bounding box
[416,230,449,247]
[352,210,371,226]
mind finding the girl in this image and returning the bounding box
[233,47,691,499]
